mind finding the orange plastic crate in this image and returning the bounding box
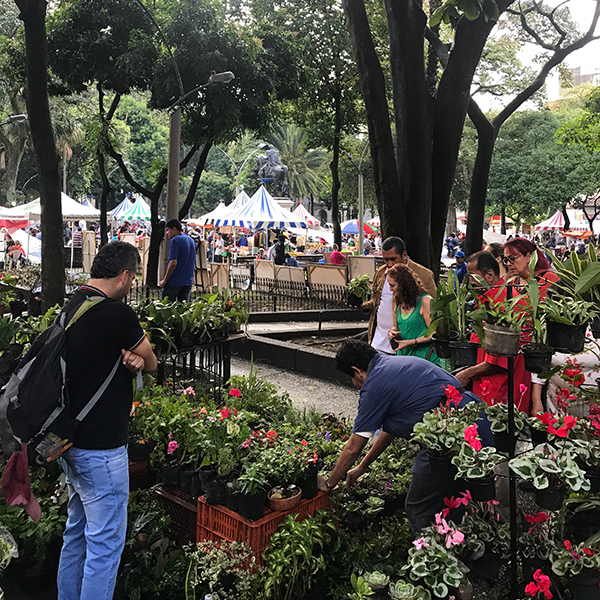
[197,491,330,565]
[155,485,197,545]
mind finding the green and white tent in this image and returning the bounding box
[121,196,151,221]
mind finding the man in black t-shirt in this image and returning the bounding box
[57,242,157,600]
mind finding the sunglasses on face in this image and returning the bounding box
[502,255,519,266]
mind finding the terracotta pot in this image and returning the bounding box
[268,486,302,511]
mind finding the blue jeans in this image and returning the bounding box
[161,284,192,302]
[57,445,129,600]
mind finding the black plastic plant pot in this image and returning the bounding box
[9,300,26,318]
[128,439,155,463]
[347,292,363,307]
[592,318,600,339]
[468,551,502,582]
[547,320,589,354]
[530,427,548,446]
[179,468,194,496]
[427,452,456,477]
[587,471,600,494]
[432,334,452,359]
[238,490,266,522]
[522,343,554,374]
[200,465,218,488]
[298,465,319,500]
[493,432,518,454]
[190,475,204,501]
[483,324,520,357]
[162,463,180,488]
[462,475,496,502]
[449,341,479,368]
[226,490,240,513]
[205,480,227,506]
[535,486,565,511]
[569,573,600,600]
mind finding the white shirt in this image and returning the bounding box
[214,238,224,256]
[371,276,395,355]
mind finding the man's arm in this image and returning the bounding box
[455,361,505,387]
[317,433,369,491]
[159,259,177,288]
[122,337,158,373]
[346,431,395,486]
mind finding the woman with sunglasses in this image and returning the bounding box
[386,265,440,365]
[502,238,559,299]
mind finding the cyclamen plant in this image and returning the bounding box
[525,569,553,600]
[483,402,528,434]
[519,512,557,561]
[551,541,600,577]
[451,423,503,479]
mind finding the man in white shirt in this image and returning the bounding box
[213,233,224,263]
[362,237,436,355]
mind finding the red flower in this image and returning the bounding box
[525,582,539,597]
[301,440,308,447]
[564,540,572,551]
[229,388,241,397]
[464,424,482,451]
[443,385,463,406]
[480,380,491,398]
[582,548,594,556]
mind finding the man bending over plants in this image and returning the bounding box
[318,340,492,535]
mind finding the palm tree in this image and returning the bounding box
[269,124,325,201]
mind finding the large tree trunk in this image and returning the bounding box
[16,0,64,309]
[464,100,496,257]
[341,0,405,242]
[98,151,110,246]
[330,84,342,249]
[384,0,434,266]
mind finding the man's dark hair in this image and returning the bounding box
[382,236,406,256]
[90,242,140,279]
[165,218,182,231]
[467,251,499,277]
[335,340,377,377]
[285,253,291,259]
[486,242,504,259]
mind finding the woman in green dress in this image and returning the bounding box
[386,265,440,365]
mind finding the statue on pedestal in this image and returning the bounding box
[257,144,289,195]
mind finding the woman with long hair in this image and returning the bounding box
[503,238,559,299]
[386,265,440,365]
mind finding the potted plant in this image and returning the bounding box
[521,254,554,374]
[509,442,591,511]
[550,541,600,600]
[451,424,503,501]
[362,571,390,595]
[237,462,268,521]
[347,274,371,307]
[268,484,302,511]
[544,295,597,354]
[411,389,479,473]
[569,437,600,493]
[387,580,430,600]
[483,403,528,453]
[520,512,556,581]
[428,278,456,359]
[524,568,554,600]
[399,537,470,599]
[446,271,479,367]
[469,276,525,357]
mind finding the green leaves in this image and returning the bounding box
[429,0,499,27]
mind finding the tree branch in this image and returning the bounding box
[107,93,121,120]
[424,26,449,67]
[106,141,154,197]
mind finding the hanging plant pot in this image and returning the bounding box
[238,490,266,522]
[298,464,318,500]
[493,431,518,454]
[468,551,502,582]
[522,343,554,374]
[427,452,456,476]
[449,340,479,368]
[462,474,496,502]
[432,334,453,359]
[483,324,520,357]
[9,300,26,318]
[547,320,589,354]
[162,463,180,488]
[205,479,227,506]
[347,292,363,307]
[535,485,565,511]
[268,485,302,511]
[569,572,600,600]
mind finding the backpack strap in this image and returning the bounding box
[65,296,106,330]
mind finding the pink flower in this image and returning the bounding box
[184,387,195,396]
[480,380,491,398]
[464,424,482,451]
[167,440,178,455]
[435,513,452,534]
[520,384,528,396]
[168,432,172,439]
[200,407,207,414]
[413,537,429,549]
[445,530,464,548]
[230,388,241,397]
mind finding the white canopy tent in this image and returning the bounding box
[214,186,308,229]
[110,196,135,220]
[121,196,151,221]
[2,192,101,220]
[11,229,41,264]
[195,201,230,227]
[228,189,252,212]
[292,204,320,226]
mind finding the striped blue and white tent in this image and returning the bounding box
[110,197,134,220]
[196,200,230,227]
[214,186,308,229]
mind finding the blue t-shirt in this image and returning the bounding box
[168,233,196,286]
[352,355,492,473]
[456,262,468,284]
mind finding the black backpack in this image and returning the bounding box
[0,297,121,465]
